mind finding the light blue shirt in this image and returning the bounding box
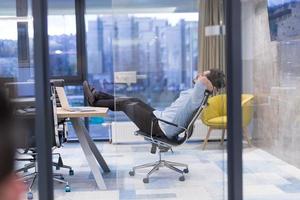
[153,81,206,139]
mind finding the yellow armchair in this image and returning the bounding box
[200,94,254,150]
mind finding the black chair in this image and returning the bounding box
[12,81,73,200]
[14,112,37,174]
[16,80,73,174]
[129,90,211,183]
[50,79,73,173]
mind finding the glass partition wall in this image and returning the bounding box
[241,0,300,199]
[0,0,41,198]
[84,0,227,198]
[0,0,246,199]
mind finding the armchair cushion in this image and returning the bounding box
[207,116,227,128]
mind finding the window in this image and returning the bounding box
[85,13,199,110]
[85,2,199,140]
[0,21,18,77]
[48,0,78,78]
[0,0,34,81]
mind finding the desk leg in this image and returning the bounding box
[70,118,108,190]
[89,138,110,172]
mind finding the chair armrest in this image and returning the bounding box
[149,118,188,143]
[154,118,187,132]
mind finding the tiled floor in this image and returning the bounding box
[20,141,300,200]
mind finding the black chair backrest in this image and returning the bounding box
[14,80,65,149]
[14,113,36,149]
[50,79,65,107]
[50,79,70,147]
[175,90,211,144]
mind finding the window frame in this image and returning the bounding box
[47,0,87,84]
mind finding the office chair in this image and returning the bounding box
[16,80,74,174]
[9,80,72,176]
[6,82,38,177]
[129,90,211,183]
[13,82,72,200]
[14,113,37,175]
[50,79,74,174]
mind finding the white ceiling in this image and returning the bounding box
[0,0,198,16]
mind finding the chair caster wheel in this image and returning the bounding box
[27,191,33,200]
[69,169,74,176]
[183,168,189,173]
[65,185,71,192]
[179,176,185,181]
[143,178,149,184]
[60,176,65,180]
[129,171,135,176]
[56,166,60,170]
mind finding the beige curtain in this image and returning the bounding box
[198,0,225,73]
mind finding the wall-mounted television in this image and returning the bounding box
[268,0,300,41]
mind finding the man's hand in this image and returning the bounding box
[197,75,213,92]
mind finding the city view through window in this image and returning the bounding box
[0,12,199,139]
[86,13,199,108]
[85,13,199,139]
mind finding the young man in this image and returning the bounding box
[83,69,225,139]
[0,89,25,200]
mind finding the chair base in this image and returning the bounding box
[22,171,71,200]
[22,172,69,188]
[53,162,74,176]
[19,161,71,200]
[129,151,189,183]
[16,162,35,173]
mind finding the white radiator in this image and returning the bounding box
[111,120,223,144]
[111,121,143,144]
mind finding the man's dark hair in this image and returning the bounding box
[206,69,226,89]
[0,88,15,183]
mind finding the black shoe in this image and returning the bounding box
[83,81,95,106]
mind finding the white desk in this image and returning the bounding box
[56,107,110,190]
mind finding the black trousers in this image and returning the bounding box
[93,91,164,136]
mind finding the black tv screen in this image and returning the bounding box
[268,0,300,41]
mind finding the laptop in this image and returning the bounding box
[55,87,95,112]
